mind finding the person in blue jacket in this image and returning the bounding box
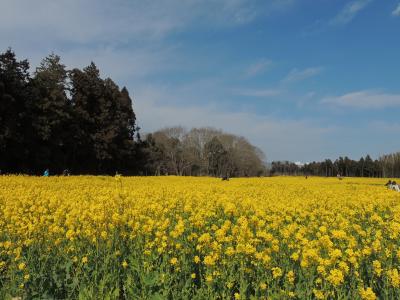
[43,169,49,177]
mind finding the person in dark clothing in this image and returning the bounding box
[385,180,393,187]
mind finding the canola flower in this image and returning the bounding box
[0,175,400,299]
[359,287,377,300]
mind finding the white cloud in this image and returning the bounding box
[330,0,373,26]
[282,67,323,83]
[244,59,273,77]
[134,90,400,162]
[0,0,297,85]
[56,46,179,82]
[321,90,400,109]
[0,0,296,48]
[133,85,332,161]
[392,4,400,16]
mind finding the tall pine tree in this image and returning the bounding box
[70,63,136,173]
[0,49,31,172]
[29,54,73,173]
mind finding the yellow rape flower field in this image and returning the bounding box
[1,176,400,299]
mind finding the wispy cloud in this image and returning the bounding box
[321,90,400,109]
[0,0,296,83]
[56,45,180,82]
[244,59,273,77]
[234,88,281,97]
[392,4,400,16]
[297,91,317,108]
[135,84,400,161]
[0,0,297,48]
[282,67,323,83]
[301,0,372,36]
[0,1,207,45]
[135,85,332,161]
[330,0,373,26]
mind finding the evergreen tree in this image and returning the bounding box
[0,49,31,172]
[70,63,137,173]
[29,54,72,173]
[70,63,106,172]
[0,49,141,175]
[109,85,136,172]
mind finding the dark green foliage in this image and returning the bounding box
[271,155,386,178]
[28,54,73,173]
[0,49,141,175]
[69,63,137,173]
[0,49,32,172]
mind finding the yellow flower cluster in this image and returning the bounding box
[0,175,400,299]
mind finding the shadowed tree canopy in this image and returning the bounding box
[0,49,31,172]
[205,136,228,177]
[271,155,388,178]
[29,54,72,172]
[0,49,139,175]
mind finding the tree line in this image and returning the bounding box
[0,49,266,176]
[2,49,399,178]
[0,49,138,174]
[270,153,400,178]
[142,127,266,177]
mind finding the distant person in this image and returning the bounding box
[62,169,70,176]
[386,180,394,190]
[392,181,400,192]
[386,180,400,192]
[385,180,393,187]
[43,169,49,177]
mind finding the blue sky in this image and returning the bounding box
[1,0,400,162]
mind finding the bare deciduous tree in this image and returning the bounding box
[144,126,267,177]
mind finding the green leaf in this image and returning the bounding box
[149,292,165,300]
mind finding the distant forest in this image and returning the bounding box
[1,49,399,177]
[270,153,400,178]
